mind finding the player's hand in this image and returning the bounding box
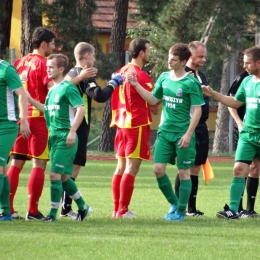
[178,133,191,149]
[150,104,158,115]
[237,121,244,132]
[202,85,214,98]
[126,73,138,87]
[187,70,195,77]
[20,74,28,82]
[19,119,31,139]
[66,130,76,147]
[79,66,98,80]
[108,73,124,89]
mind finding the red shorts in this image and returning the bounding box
[115,125,150,160]
[10,117,49,160]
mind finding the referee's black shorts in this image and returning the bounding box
[194,122,209,165]
[73,118,90,166]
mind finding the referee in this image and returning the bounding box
[175,41,210,217]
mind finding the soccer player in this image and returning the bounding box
[6,27,56,220]
[27,53,92,222]
[110,38,154,218]
[202,46,260,219]
[227,70,259,218]
[60,42,123,220]
[174,41,209,217]
[0,59,30,221]
[126,43,204,221]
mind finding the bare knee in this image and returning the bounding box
[233,162,248,177]
[153,163,166,178]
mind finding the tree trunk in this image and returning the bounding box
[0,0,13,54]
[99,0,129,152]
[212,59,231,153]
[21,0,42,56]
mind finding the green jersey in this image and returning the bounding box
[0,60,22,122]
[235,75,260,129]
[153,71,204,133]
[44,80,84,131]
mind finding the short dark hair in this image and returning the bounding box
[169,43,191,62]
[244,46,260,62]
[128,38,150,59]
[48,54,69,75]
[32,27,56,49]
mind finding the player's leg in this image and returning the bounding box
[7,130,28,217]
[112,157,125,217]
[0,126,19,221]
[61,119,88,219]
[216,134,253,219]
[26,118,48,220]
[112,128,125,217]
[117,126,150,218]
[153,130,179,219]
[246,157,259,216]
[187,123,208,216]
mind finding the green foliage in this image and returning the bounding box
[38,0,97,67]
[130,0,259,86]
[2,161,260,259]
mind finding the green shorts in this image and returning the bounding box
[235,126,260,164]
[153,130,196,169]
[48,131,78,175]
[0,122,19,167]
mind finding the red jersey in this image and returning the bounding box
[14,53,52,117]
[111,64,153,128]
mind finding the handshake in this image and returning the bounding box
[108,73,124,89]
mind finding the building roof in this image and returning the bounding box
[92,0,138,30]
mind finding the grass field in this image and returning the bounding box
[1,160,260,260]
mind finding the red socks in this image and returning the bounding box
[118,174,135,215]
[28,167,45,215]
[7,166,22,214]
[112,174,122,212]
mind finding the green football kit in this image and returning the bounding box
[44,79,89,220]
[44,80,84,175]
[152,71,204,218]
[0,60,21,166]
[153,71,204,169]
[235,75,260,162]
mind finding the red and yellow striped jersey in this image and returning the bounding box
[14,53,52,117]
[111,64,153,128]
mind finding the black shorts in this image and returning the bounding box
[73,118,90,166]
[194,122,209,165]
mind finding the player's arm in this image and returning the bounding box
[70,67,98,85]
[66,105,85,147]
[228,107,243,131]
[26,91,44,112]
[14,88,31,139]
[85,74,123,103]
[179,106,202,149]
[202,86,243,109]
[126,73,159,105]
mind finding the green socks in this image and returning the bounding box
[62,178,86,210]
[157,174,178,205]
[177,179,192,216]
[0,176,11,216]
[49,180,63,218]
[230,177,246,212]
